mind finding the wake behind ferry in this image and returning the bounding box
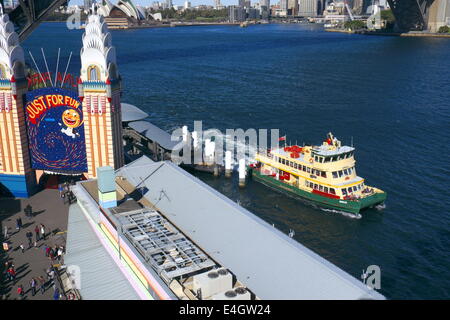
[249,133,387,214]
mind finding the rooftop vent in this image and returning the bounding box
[218,269,229,276]
[225,290,237,298]
[235,287,247,295]
[208,271,219,279]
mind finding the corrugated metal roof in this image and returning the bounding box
[65,204,141,300]
[128,121,181,151]
[117,156,385,300]
[121,103,149,122]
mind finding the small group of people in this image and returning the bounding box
[19,223,46,252]
[44,244,65,262]
[15,266,61,300]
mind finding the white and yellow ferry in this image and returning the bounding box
[249,133,386,214]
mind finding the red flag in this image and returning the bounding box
[279,136,286,142]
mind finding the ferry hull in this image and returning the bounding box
[251,169,386,214]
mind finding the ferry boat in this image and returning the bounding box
[249,133,386,214]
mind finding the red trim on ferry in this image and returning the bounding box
[312,189,340,199]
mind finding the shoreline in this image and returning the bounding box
[325,28,450,38]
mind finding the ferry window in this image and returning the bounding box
[342,189,347,196]
[314,184,318,190]
[281,159,285,165]
[324,187,328,193]
[290,161,294,167]
[294,163,297,169]
[319,185,323,191]
[358,184,361,190]
[344,169,348,175]
[338,171,343,177]
[332,156,338,161]
[332,172,338,179]
[303,165,306,171]
[348,187,352,193]
[321,171,326,178]
[330,188,336,195]
[307,167,311,173]
[324,157,330,163]
[314,156,318,162]
[353,186,357,192]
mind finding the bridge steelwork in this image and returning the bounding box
[1,0,68,41]
[386,0,435,31]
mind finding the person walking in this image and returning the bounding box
[40,224,46,241]
[3,225,8,240]
[34,225,40,242]
[53,288,60,300]
[30,278,37,296]
[7,266,16,283]
[17,285,24,299]
[26,231,33,248]
[44,245,50,257]
[38,276,46,295]
[16,218,22,231]
[19,243,24,253]
[57,247,63,261]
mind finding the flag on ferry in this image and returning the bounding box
[279,136,286,142]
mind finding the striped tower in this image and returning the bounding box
[0,11,36,197]
[79,12,124,179]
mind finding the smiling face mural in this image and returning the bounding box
[62,109,82,128]
[24,87,88,173]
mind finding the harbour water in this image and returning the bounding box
[24,22,450,299]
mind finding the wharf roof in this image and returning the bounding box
[121,103,149,122]
[128,121,181,151]
[65,204,142,300]
[116,156,385,300]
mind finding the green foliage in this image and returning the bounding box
[344,20,366,31]
[157,8,228,21]
[438,25,450,33]
[380,9,395,30]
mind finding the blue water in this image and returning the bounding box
[23,23,450,299]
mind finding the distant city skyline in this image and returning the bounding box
[69,0,244,7]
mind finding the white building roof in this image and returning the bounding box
[121,103,149,122]
[65,204,142,300]
[128,121,181,151]
[116,156,385,300]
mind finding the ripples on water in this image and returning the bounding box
[23,23,450,299]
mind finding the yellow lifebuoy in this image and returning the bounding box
[309,158,313,163]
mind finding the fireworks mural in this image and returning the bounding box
[25,87,87,173]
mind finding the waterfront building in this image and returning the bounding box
[184,1,191,9]
[65,155,385,300]
[238,0,246,8]
[229,5,246,22]
[298,0,318,17]
[214,0,222,9]
[247,7,260,19]
[288,0,299,16]
[280,0,289,12]
[260,0,270,7]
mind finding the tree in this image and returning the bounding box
[438,25,450,33]
[344,20,366,31]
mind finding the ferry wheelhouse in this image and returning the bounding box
[249,133,386,214]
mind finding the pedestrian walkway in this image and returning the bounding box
[0,189,70,300]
